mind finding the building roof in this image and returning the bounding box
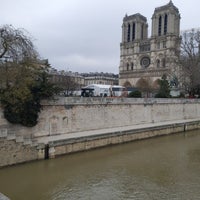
[154,0,179,13]
[123,13,147,22]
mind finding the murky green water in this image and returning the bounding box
[1,130,200,200]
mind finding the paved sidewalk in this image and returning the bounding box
[35,118,200,145]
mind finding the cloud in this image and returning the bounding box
[0,0,199,73]
[51,54,118,73]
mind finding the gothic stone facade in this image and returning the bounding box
[119,1,181,89]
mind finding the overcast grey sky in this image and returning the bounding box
[0,0,199,73]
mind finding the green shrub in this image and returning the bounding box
[0,72,58,127]
[155,75,170,98]
[128,90,142,98]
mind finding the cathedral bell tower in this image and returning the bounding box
[151,0,180,37]
[122,13,148,43]
[119,13,149,74]
[119,1,181,90]
[150,0,181,73]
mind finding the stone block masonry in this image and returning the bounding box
[44,119,200,158]
[0,97,200,167]
[0,138,38,168]
[0,193,10,200]
[37,97,200,137]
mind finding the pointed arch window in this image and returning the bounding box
[164,14,168,35]
[131,62,134,70]
[127,24,131,42]
[158,16,162,36]
[163,41,166,48]
[141,24,144,39]
[162,58,166,67]
[132,23,135,41]
[127,63,129,71]
[157,59,160,68]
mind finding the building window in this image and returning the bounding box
[140,44,151,52]
[140,57,150,68]
[157,42,160,49]
[141,24,144,39]
[157,59,160,68]
[132,23,135,41]
[163,41,166,48]
[131,62,134,70]
[164,14,168,35]
[127,24,131,42]
[162,58,166,67]
[158,16,162,36]
[127,63,129,71]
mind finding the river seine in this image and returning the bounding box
[0,130,200,200]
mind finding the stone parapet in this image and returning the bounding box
[42,97,200,105]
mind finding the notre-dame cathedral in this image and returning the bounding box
[119,0,181,90]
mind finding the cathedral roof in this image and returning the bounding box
[154,0,179,13]
[123,13,147,22]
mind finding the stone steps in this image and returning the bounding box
[0,127,38,147]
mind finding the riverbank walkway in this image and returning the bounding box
[36,118,200,145]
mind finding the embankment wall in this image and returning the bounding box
[33,98,200,137]
[0,97,200,167]
[48,120,200,158]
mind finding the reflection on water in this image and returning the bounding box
[1,130,200,200]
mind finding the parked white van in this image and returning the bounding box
[81,84,125,97]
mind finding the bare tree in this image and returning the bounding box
[0,25,58,127]
[123,81,132,88]
[0,25,41,90]
[62,75,79,96]
[50,74,79,96]
[136,77,154,97]
[0,25,38,61]
[179,28,200,95]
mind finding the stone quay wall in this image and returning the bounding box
[35,97,200,137]
[0,97,200,167]
[48,120,200,158]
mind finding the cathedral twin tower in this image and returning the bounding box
[119,0,181,89]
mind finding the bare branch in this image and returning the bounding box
[179,29,200,94]
[0,25,38,62]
